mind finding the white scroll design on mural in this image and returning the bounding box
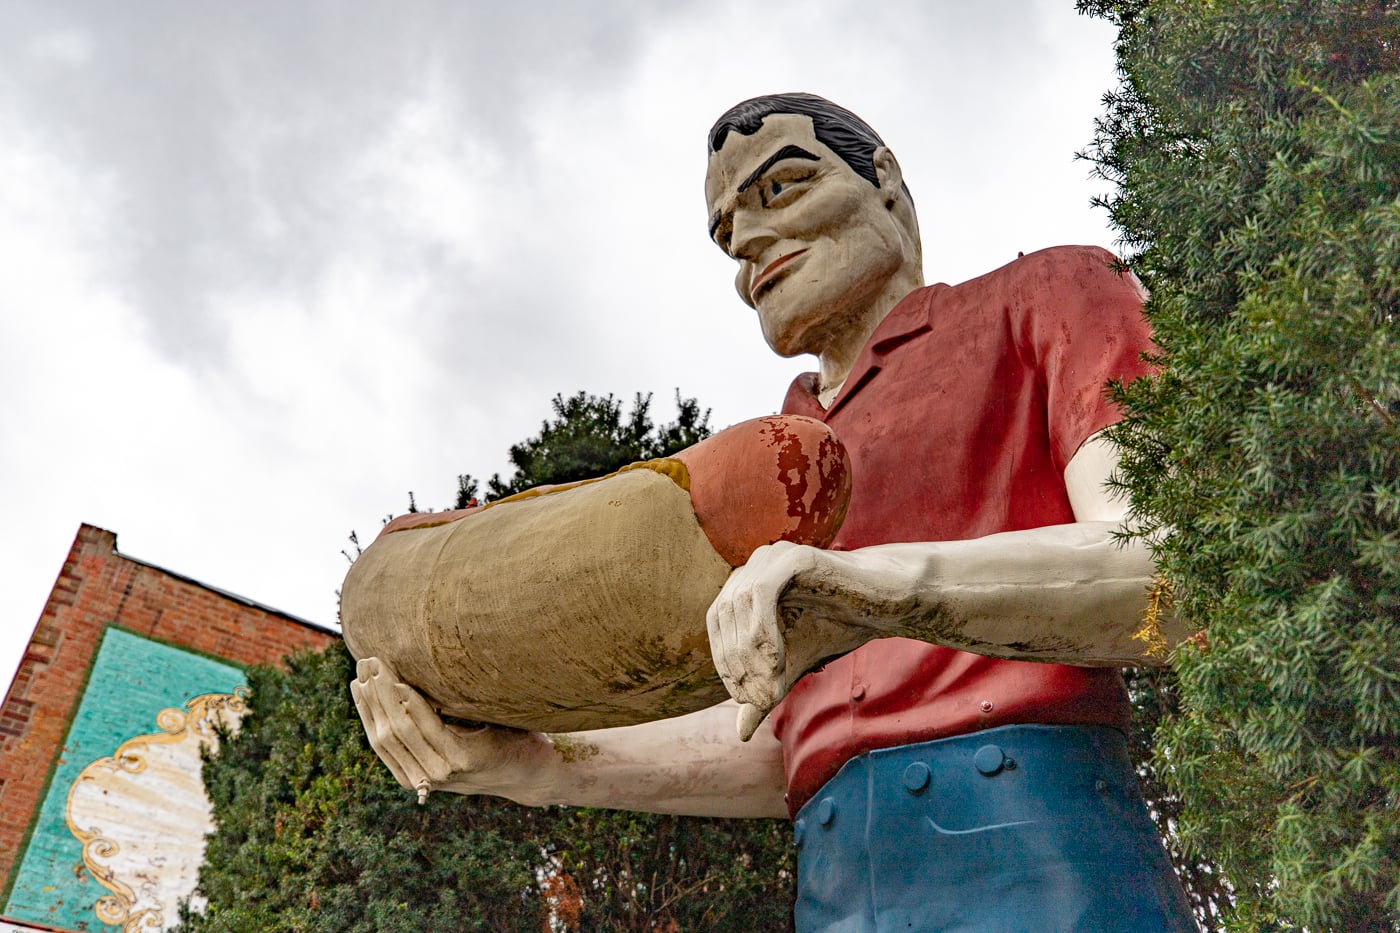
[64,690,248,933]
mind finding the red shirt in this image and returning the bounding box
[770,245,1154,815]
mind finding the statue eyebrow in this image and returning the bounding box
[738,145,821,194]
[709,144,822,240]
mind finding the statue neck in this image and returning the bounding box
[816,264,924,402]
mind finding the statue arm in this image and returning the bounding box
[351,657,788,818]
[709,433,1196,739]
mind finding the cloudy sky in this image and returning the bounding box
[0,1,1125,691]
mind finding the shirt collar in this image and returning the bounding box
[783,285,938,419]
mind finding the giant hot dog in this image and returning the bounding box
[340,414,850,732]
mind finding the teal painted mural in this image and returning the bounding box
[3,628,244,932]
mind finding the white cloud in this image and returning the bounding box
[27,28,94,67]
[0,0,1126,692]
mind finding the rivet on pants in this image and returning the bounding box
[817,797,837,826]
[980,700,994,713]
[903,761,932,793]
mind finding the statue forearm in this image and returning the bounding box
[506,703,787,817]
[787,522,1185,667]
[353,658,788,818]
[707,435,1198,739]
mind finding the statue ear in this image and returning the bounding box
[873,147,903,208]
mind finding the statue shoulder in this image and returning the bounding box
[1006,244,1124,283]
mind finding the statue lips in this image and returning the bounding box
[750,248,809,302]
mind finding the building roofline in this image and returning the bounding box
[88,524,340,638]
[121,552,340,636]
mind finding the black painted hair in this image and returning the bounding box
[708,92,887,188]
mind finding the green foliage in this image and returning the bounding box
[1123,666,1237,927]
[547,809,794,932]
[1080,1,1400,927]
[178,644,793,933]
[178,644,550,933]
[483,391,712,501]
[186,389,794,932]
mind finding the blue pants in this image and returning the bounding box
[793,725,1198,933]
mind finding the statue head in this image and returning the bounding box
[705,93,922,362]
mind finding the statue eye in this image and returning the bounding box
[770,181,783,197]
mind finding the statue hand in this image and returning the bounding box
[706,542,875,741]
[350,657,553,801]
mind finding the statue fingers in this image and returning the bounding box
[350,661,394,762]
[706,580,745,699]
[351,657,450,790]
[390,684,460,783]
[736,701,772,743]
[349,667,418,790]
[357,655,401,684]
[708,564,788,713]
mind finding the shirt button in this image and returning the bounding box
[903,762,932,793]
[974,745,1006,776]
[979,700,994,713]
[852,684,867,700]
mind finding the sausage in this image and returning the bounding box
[340,414,850,731]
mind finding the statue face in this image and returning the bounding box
[705,113,908,359]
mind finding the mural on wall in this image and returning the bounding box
[65,691,247,933]
[2,628,245,933]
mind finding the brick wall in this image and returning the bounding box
[0,524,337,892]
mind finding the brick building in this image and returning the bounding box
[0,524,337,932]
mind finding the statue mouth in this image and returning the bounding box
[750,248,809,301]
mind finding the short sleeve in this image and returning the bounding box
[1011,246,1155,473]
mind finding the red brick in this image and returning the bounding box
[0,523,337,887]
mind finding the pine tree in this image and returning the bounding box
[485,391,712,500]
[1079,1,1400,927]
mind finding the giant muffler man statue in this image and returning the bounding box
[353,93,1199,932]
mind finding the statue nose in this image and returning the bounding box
[730,208,779,262]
